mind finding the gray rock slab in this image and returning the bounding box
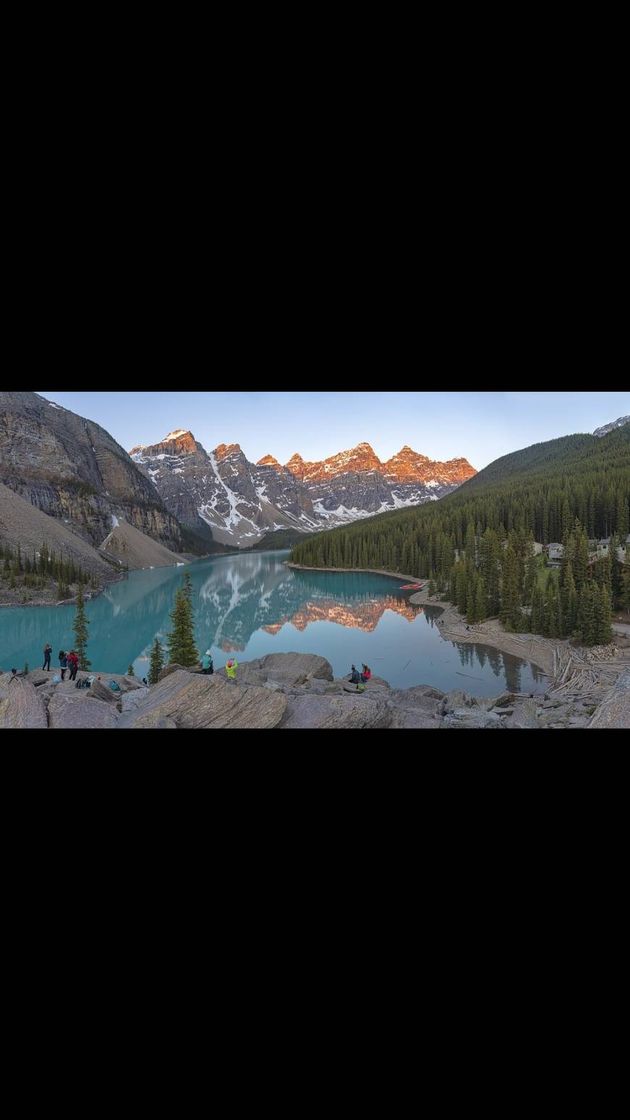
[117,670,287,729]
[48,693,119,729]
[0,677,47,729]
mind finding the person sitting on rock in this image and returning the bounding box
[361,664,372,683]
[349,665,361,685]
[201,650,214,675]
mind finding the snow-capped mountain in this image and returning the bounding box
[130,433,476,547]
[593,416,629,438]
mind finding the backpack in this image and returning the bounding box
[108,680,121,692]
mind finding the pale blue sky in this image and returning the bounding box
[35,392,630,471]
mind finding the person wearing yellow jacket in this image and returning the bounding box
[226,659,238,680]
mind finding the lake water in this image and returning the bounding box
[0,550,547,695]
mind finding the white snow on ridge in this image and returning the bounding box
[165,430,187,441]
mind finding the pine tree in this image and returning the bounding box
[167,581,199,667]
[149,638,165,685]
[593,585,613,645]
[127,664,135,677]
[576,584,595,645]
[474,577,486,623]
[500,546,521,631]
[622,563,630,616]
[73,585,91,670]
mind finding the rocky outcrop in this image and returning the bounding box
[0,392,182,553]
[2,648,629,729]
[117,670,288,729]
[130,431,476,547]
[0,676,47,728]
[593,416,630,438]
[48,692,119,728]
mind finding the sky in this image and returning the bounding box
[35,391,630,471]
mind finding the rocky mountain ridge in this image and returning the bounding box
[593,415,629,438]
[130,432,476,547]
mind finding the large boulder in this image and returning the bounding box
[259,653,333,683]
[0,677,47,729]
[279,691,391,729]
[120,690,151,713]
[48,693,119,729]
[504,698,540,728]
[117,670,287,729]
[441,689,477,713]
[27,670,54,688]
[442,711,506,729]
[89,679,118,704]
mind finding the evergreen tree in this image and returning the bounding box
[622,563,630,616]
[576,585,595,645]
[560,560,578,636]
[500,546,521,631]
[73,585,91,670]
[167,581,199,667]
[127,664,135,677]
[593,585,613,645]
[149,638,165,685]
[474,577,486,623]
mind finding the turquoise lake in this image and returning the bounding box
[0,550,547,695]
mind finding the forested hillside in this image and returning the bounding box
[291,427,630,644]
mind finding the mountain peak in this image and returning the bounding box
[130,430,200,458]
[214,443,242,461]
[257,454,282,468]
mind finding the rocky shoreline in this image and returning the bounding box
[2,648,630,729]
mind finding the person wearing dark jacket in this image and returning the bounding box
[58,650,68,681]
[67,651,79,681]
[42,643,52,671]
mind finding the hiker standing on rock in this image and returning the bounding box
[201,650,214,675]
[58,650,68,681]
[42,643,52,671]
[226,659,238,680]
[67,650,79,681]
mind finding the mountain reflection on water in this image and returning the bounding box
[1,550,547,695]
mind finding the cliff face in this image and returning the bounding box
[0,392,182,551]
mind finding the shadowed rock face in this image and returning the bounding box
[0,392,182,551]
[117,670,287,729]
[0,677,47,728]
